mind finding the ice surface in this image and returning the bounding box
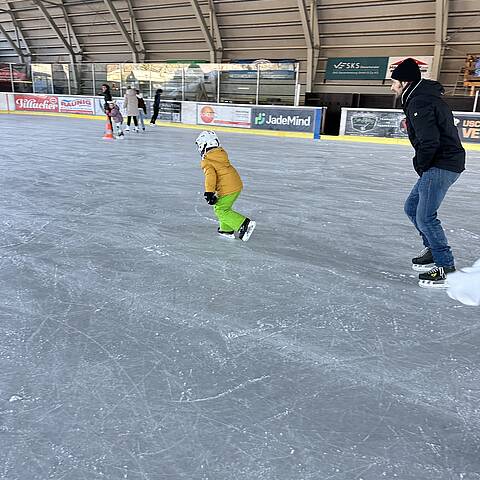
[1,115,480,480]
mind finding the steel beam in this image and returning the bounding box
[3,1,32,59]
[0,19,25,61]
[207,0,223,63]
[32,0,76,57]
[310,0,320,90]
[58,0,82,57]
[432,0,448,81]
[103,0,139,62]
[189,0,216,63]
[125,0,145,61]
[297,0,314,92]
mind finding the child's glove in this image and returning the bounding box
[204,192,217,205]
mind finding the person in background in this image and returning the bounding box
[150,88,163,126]
[123,85,139,132]
[99,83,113,128]
[136,89,147,131]
[106,101,124,139]
[99,83,112,112]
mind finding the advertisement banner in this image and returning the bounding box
[251,107,315,132]
[454,114,480,143]
[387,56,433,79]
[325,57,389,80]
[14,94,59,112]
[155,101,182,122]
[197,104,251,128]
[59,96,95,115]
[344,110,408,138]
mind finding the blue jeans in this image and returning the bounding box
[404,167,460,267]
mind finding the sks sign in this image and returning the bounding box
[252,107,314,132]
[14,94,59,112]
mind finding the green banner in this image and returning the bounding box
[325,57,389,80]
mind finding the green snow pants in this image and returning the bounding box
[214,191,246,232]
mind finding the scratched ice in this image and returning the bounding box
[1,115,480,480]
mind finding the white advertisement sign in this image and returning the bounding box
[59,96,95,114]
[197,104,251,128]
[387,56,433,79]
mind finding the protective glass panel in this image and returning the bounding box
[32,64,53,94]
[184,64,218,102]
[150,63,184,101]
[258,62,297,105]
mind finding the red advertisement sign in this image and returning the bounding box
[14,94,59,112]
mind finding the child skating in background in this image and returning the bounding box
[107,101,124,139]
[136,89,147,131]
[195,131,256,241]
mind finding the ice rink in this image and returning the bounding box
[1,114,480,480]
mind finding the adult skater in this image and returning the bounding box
[99,83,113,127]
[99,83,112,111]
[195,131,256,241]
[390,58,465,288]
[124,85,139,132]
[149,88,163,126]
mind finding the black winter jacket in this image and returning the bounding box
[138,97,147,114]
[153,92,161,108]
[402,79,465,175]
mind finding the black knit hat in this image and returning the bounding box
[391,58,421,82]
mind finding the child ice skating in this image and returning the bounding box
[106,101,124,139]
[195,131,256,241]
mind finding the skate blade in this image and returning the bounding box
[418,279,449,289]
[218,233,235,240]
[241,221,256,242]
[412,263,434,272]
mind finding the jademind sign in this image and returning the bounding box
[251,107,315,132]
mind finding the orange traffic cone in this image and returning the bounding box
[102,119,114,140]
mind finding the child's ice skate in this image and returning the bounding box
[238,218,256,242]
[412,247,434,272]
[418,265,455,289]
[134,126,139,133]
[217,228,235,239]
[125,126,130,132]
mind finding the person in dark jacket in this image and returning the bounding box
[391,58,465,288]
[99,83,112,112]
[150,88,163,126]
[99,83,113,128]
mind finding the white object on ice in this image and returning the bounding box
[447,258,480,306]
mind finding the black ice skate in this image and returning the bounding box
[217,228,235,239]
[412,247,434,272]
[238,218,256,242]
[418,265,455,289]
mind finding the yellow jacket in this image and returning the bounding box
[201,147,243,196]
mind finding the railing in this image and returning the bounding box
[0,61,300,106]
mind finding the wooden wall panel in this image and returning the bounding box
[0,0,478,95]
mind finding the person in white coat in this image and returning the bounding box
[123,86,139,132]
[447,259,480,306]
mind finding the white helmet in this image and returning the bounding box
[195,130,220,156]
